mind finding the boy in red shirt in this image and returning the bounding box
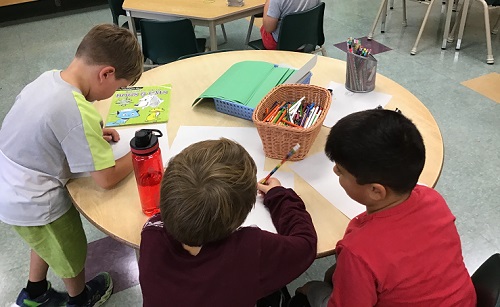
[296,109,476,307]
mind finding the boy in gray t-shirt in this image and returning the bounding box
[260,0,320,49]
[0,24,143,307]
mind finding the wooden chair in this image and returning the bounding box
[140,19,207,66]
[247,2,327,55]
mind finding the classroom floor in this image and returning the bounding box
[0,0,499,305]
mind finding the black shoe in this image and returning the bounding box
[66,272,113,307]
[15,281,68,306]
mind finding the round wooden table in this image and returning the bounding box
[67,50,443,257]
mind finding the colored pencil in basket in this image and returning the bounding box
[260,143,301,184]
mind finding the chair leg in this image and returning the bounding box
[455,0,471,50]
[402,0,407,26]
[411,0,436,55]
[381,0,389,32]
[368,0,389,39]
[447,0,465,42]
[194,24,227,44]
[245,15,256,46]
[319,46,328,56]
[478,0,494,64]
[221,24,228,44]
[441,0,455,49]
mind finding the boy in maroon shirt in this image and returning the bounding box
[138,138,317,307]
[295,109,476,307]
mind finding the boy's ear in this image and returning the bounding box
[368,183,386,201]
[98,66,116,82]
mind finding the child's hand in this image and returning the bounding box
[257,177,282,195]
[102,128,120,143]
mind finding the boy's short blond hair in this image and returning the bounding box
[76,24,143,85]
[160,138,257,247]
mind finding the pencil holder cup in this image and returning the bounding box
[252,84,331,161]
[345,52,377,93]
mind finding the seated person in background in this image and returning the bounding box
[138,138,317,307]
[294,109,476,307]
[260,0,320,50]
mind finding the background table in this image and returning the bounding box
[67,50,444,258]
[123,0,264,51]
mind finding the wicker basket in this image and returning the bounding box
[252,84,331,161]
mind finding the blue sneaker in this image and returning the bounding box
[66,272,113,307]
[16,282,68,307]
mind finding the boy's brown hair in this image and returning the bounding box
[76,24,143,85]
[160,138,257,246]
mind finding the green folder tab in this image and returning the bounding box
[193,61,296,107]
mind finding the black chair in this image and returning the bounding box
[177,49,234,61]
[140,19,207,66]
[247,2,326,55]
[107,0,141,32]
[471,253,500,307]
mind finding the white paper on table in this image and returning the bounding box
[290,152,365,219]
[240,170,295,234]
[167,126,266,170]
[323,81,392,128]
[72,124,169,178]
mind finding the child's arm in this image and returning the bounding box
[262,0,279,33]
[329,248,377,306]
[255,179,318,297]
[90,151,133,190]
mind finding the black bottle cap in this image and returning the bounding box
[130,129,163,155]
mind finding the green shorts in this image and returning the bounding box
[13,206,87,278]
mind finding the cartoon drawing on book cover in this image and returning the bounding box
[107,109,140,127]
[135,94,163,109]
[105,84,172,127]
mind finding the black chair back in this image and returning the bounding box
[277,2,325,52]
[107,0,141,31]
[107,0,126,25]
[471,253,500,307]
[140,19,206,65]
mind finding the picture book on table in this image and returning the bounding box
[105,84,172,127]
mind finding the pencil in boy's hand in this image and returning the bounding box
[260,143,301,184]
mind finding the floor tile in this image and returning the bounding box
[86,236,139,294]
[105,284,144,306]
[461,72,500,104]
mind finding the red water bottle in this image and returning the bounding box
[130,129,164,216]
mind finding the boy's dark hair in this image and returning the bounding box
[76,24,143,85]
[325,109,425,194]
[160,138,257,246]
